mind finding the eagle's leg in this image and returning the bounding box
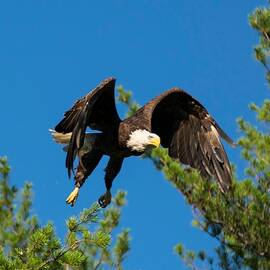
[66,149,103,206]
[98,157,124,208]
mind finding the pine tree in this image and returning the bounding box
[1,3,270,270]
[117,3,270,269]
[0,157,130,270]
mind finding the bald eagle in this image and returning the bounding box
[51,77,235,207]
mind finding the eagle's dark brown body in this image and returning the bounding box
[53,77,235,207]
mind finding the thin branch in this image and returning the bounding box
[93,250,104,270]
[263,30,270,43]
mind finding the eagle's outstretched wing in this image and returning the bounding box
[144,88,235,192]
[54,77,121,177]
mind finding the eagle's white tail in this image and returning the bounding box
[50,129,94,154]
[49,129,72,144]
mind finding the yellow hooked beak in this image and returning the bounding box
[149,137,161,148]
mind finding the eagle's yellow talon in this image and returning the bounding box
[66,187,79,206]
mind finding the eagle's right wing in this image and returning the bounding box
[144,88,235,193]
[54,77,121,177]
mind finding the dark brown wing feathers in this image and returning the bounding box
[55,98,86,133]
[145,88,234,192]
[55,77,120,133]
[55,77,121,177]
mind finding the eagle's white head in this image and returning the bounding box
[126,129,161,152]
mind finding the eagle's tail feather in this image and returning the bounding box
[49,129,72,144]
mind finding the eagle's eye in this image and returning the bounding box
[148,134,154,139]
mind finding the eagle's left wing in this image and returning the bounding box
[54,77,121,177]
[145,88,235,192]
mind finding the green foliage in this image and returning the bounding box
[79,191,130,270]
[249,6,270,83]
[114,229,130,270]
[175,244,214,270]
[0,157,130,270]
[117,4,270,266]
[1,3,269,270]
[117,85,140,117]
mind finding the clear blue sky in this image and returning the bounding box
[0,1,267,269]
